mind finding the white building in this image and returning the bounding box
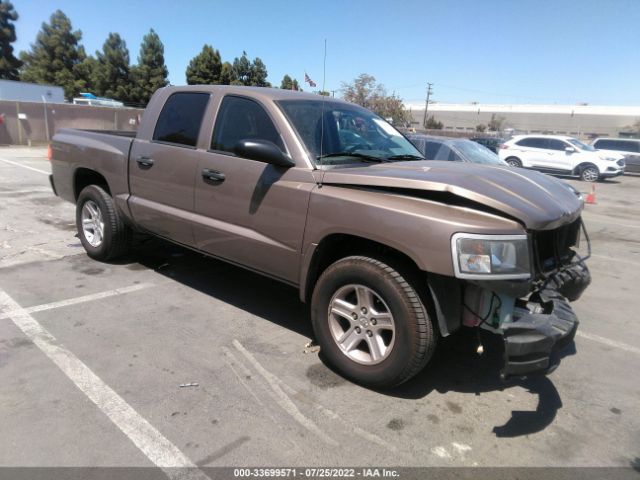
[0,80,65,104]
[407,103,640,138]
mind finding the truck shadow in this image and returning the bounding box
[124,237,571,438]
[375,329,571,437]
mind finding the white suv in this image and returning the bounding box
[499,135,625,182]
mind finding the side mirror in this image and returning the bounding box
[565,147,576,153]
[234,139,295,168]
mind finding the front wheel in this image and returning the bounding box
[580,165,600,182]
[310,256,436,388]
[76,185,131,261]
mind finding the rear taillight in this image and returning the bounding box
[500,144,509,149]
[46,144,52,161]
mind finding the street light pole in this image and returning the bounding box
[422,83,433,129]
[42,95,50,142]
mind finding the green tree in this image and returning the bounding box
[219,61,236,85]
[342,73,380,109]
[488,113,506,132]
[280,74,300,91]
[93,33,131,101]
[425,115,443,129]
[251,57,269,87]
[130,29,168,104]
[475,124,487,133]
[342,73,410,125]
[73,53,97,93]
[0,1,21,80]
[185,44,221,85]
[19,10,87,98]
[232,50,252,85]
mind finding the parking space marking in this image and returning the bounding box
[0,188,52,195]
[0,287,209,480]
[0,157,50,175]
[576,331,640,355]
[232,339,339,446]
[0,283,154,320]
[591,254,640,268]
[583,217,640,230]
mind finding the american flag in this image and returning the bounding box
[304,72,317,88]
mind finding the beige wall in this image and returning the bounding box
[0,101,144,145]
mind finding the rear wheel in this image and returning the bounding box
[310,256,436,388]
[76,185,131,261]
[505,157,522,167]
[580,165,599,182]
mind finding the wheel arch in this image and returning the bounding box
[74,168,111,201]
[300,233,461,337]
[573,162,600,176]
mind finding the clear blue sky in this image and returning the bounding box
[13,0,640,105]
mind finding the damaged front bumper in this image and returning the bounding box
[464,261,590,379]
[501,287,579,378]
[502,260,590,378]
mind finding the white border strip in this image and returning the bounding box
[0,288,209,480]
[0,157,50,175]
[0,283,154,320]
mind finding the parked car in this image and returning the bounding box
[408,134,507,166]
[592,137,640,174]
[470,136,505,153]
[50,86,590,387]
[499,134,625,182]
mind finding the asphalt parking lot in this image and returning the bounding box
[1,147,639,475]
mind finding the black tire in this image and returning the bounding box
[310,256,436,388]
[76,185,131,261]
[505,157,522,167]
[580,165,600,182]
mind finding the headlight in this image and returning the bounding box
[451,233,530,280]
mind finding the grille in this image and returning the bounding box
[532,217,581,274]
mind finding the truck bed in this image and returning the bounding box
[50,128,136,208]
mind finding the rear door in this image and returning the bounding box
[191,94,314,284]
[128,92,210,246]
[513,137,549,167]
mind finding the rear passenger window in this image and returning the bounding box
[153,93,210,147]
[516,137,547,149]
[211,96,284,154]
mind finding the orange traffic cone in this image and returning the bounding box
[585,184,596,204]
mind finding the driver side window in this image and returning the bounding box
[211,96,285,154]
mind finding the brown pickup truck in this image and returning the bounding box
[50,85,591,387]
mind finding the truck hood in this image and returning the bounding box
[321,161,583,230]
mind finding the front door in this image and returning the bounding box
[192,95,314,284]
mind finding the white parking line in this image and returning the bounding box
[232,339,339,446]
[0,288,209,480]
[576,331,640,355]
[0,157,50,175]
[584,217,640,229]
[591,254,640,268]
[0,283,154,320]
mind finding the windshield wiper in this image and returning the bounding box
[386,154,424,161]
[317,152,388,163]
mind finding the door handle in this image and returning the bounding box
[202,169,225,182]
[136,156,154,167]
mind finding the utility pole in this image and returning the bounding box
[422,83,433,128]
